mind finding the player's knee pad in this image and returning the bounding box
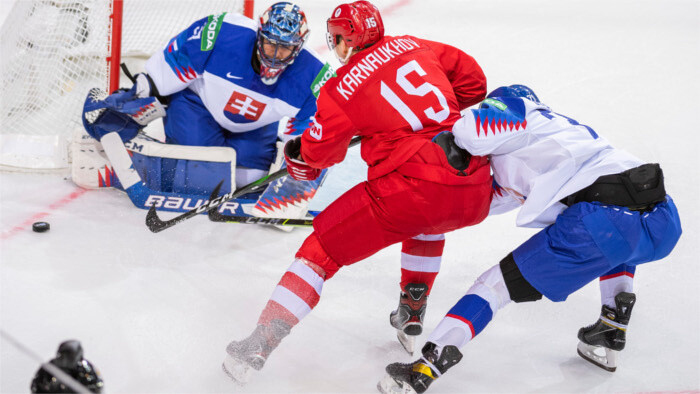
[499,252,543,303]
[466,264,512,315]
[296,232,342,280]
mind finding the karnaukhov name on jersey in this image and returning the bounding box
[336,37,420,101]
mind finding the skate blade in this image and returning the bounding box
[222,355,254,384]
[396,330,415,355]
[377,374,418,394]
[577,341,618,372]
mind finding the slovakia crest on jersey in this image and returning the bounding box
[224,90,267,123]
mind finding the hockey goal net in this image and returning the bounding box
[0,0,253,170]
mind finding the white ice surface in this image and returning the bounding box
[1,0,699,393]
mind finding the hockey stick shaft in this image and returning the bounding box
[210,215,313,227]
[146,136,361,233]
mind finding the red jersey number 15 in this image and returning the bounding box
[380,59,449,132]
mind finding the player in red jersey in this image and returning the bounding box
[222,1,492,382]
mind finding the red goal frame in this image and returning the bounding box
[107,0,255,92]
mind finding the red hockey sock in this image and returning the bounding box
[257,258,326,328]
[400,234,445,295]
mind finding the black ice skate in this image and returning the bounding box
[390,283,429,355]
[377,342,462,394]
[577,292,636,372]
[222,320,291,384]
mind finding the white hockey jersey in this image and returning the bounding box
[453,97,644,228]
[145,13,332,134]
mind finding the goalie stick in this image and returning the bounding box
[146,136,361,233]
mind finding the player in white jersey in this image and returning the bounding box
[79,2,332,194]
[378,85,682,393]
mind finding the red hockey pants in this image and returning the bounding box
[296,142,493,279]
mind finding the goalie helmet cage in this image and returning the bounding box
[0,0,254,171]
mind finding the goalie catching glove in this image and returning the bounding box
[82,86,165,143]
[284,136,321,181]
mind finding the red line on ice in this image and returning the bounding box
[0,188,88,240]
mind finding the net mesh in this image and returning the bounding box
[0,0,246,169]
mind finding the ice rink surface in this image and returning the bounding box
[1,0,699,392]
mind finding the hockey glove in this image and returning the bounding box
[284,137,321,181]
[82,87,166,143]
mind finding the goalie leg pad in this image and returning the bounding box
[71,130,238,195]
[70,129,123,190]
[126,137,237,195]
[130,153,235,195]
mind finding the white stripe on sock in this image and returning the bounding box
[401,253,441,272]
[288,259,324,295]
[270,286,312,321]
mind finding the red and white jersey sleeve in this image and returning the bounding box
[300,93,356,169]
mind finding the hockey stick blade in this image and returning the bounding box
[207,187,313,227]
[145,136,361,233]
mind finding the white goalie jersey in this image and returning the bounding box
[452,97,644,228]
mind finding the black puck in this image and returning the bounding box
[32,222,50,233]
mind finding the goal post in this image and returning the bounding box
[0,0,254,171]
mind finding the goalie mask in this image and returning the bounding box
[256,2,309,85]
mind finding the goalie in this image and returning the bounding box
[76,2,334,217]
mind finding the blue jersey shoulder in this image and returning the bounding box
[274,49,326,105]
[202,18,258,82]
[163,13,254,77]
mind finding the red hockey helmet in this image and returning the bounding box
[326,1,384,53]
